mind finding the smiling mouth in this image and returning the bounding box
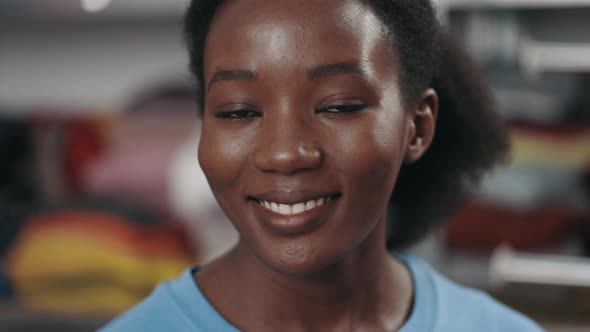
[250,193,341,217]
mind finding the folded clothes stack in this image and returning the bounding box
[6,209,195,314]
[509,123,590,171]
[446,123,590,252]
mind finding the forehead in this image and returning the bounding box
[204,0,395,80]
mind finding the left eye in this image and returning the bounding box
[214,108,261,119]
[317,104,368,114]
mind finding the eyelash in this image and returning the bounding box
[215,109,261,119]
[317,104,368,114]
[214,103,368,119]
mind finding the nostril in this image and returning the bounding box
[298,144,322,157]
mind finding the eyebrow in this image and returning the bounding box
[307,61,366,80]
[207,61,370,90]
[208,68,257,89]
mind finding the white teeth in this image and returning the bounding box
[278,204,291,215]
[258,196,335,216]
[292,202,306,214]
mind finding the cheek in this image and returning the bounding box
[198,125,251,196]
[334,112,407,206]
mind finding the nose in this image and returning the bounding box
[253,116,323,175]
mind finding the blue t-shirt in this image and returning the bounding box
[99,255,543,331]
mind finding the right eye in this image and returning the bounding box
[214,108,261,119]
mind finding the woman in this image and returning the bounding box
[100,0,543,330]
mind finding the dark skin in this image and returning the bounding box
[195,0,438,330]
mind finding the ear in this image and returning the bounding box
[403,88,438,164]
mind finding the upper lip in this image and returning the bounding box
[249,190,341,205]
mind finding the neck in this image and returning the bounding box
[197,220,413,331]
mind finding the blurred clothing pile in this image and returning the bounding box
[0,84,237,315]
[7,206,194,314]
[443,69,590,255]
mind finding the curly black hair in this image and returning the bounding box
[183,0,509,249]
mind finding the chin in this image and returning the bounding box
[258,239,344,277]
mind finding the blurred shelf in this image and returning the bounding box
[444,0,590,9]
[0,0,189,23]
[520,40,590,75]
[491,246,590,288]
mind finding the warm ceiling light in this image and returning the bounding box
[81,0,113,13]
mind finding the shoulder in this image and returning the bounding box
[400,254,544,332]
[434,279,543,332]
[98,271,198,332]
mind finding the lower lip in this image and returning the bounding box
[251,198,339,235]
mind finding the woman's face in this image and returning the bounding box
[199,0,419,275]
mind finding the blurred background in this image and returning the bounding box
[0,0,589,331]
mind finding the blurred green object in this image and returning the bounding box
[0,271,6,296]
[0,202,26,300]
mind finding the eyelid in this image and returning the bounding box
[213,102,256,112]
[318,94,366,105]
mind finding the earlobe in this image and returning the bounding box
[403,134,425,164]
[403,88,438,164]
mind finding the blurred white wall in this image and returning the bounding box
[0,20,189,110]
